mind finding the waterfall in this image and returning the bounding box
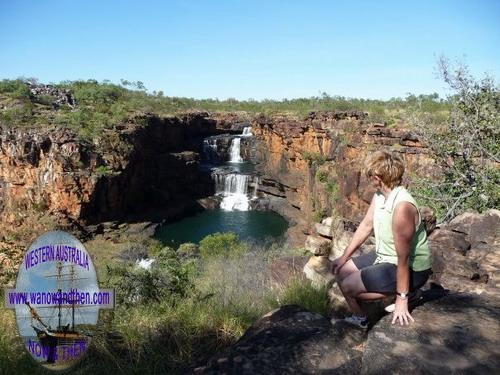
[219,173,250,211]
[203,138,219,162]
[242,127,253,136]
[204,126,256,211]
[252,176,259,198]
[203,138,217,153]
[229,137,243,163]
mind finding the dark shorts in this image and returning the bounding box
[352,251,432,294]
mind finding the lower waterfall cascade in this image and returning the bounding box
[203,126,257,211]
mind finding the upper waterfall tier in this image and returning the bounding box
[202,133,254,164]
[229,137,243,163]
[242,127,253,136]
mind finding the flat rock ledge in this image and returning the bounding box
[190,304,366,374]
[362,292,500,375]
[192,292,500,374]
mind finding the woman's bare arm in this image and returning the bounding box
[392,201,418,325]
[332,195,376,273]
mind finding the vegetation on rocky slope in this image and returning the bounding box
[1,78,450,142]
[0,234,323,374]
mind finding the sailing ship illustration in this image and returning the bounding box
[24,261,94,364]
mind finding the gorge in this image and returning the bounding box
[155,125,288,247]
[0,110,435,252]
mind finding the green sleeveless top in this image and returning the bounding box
[373,186,431,271]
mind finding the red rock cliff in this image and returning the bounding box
[0,113,218,228]
[251,111,435,245]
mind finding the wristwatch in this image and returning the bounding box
[397,292,408,299]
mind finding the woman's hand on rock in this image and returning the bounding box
[391,297,415,325]
[331,255,347,275]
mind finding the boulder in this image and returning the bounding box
[420,206,437,235]
[477,249,500,289]
[305,235,331,256]
[315,222,332,238]
[429,210,500,298]
[321,217,334,227]
[449,209,500,248]
[361,292,500,374]
[330,230,353,259]
[429,229,486,292]
[192,305,366,374]
[303,256,334,287]
[429,228,471,255]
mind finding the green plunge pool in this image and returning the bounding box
[155,210,289,248]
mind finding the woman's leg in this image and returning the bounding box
[336,252,380,315]
[336,259,360,283]
[339,266,392,314]
[336,251,377,283]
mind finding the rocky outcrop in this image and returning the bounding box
[362,291,500,374]
[208,112,252,132]
[429,209,500,298]
[191,305,366,374]
[196,293,500,374]
[27,82,76,108]
[194,210,500,374]
[0,113,219,227]
[0,126,100,223]
[251,112,435,246]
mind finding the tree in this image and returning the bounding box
[410,57,499,222]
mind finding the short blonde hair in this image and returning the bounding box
[364,151,405,189]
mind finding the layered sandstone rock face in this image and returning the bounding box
[0,113,220,282]
[251,111,435,246]
[0,127,99,223]
[0,113,217,227]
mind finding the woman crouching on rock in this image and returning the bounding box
[331,150,432,328]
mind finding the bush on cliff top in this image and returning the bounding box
[409,58,499,222]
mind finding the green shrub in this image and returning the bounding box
[276,278,330,317]
[199,232,245,259]
[0,104,34,125]
[178,242,199,257]
[0,79,30,99]
[326,180,340,203]
[35,94,56,107]
[410,58,499,221]
[302,151,327,165]
[95,165,114,177]
[71,80,125,105]
[316,170,329,183]
[107,246,194,305]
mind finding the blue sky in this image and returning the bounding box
[1,0,498,100]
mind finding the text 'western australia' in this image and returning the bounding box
[24,244,90,270]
